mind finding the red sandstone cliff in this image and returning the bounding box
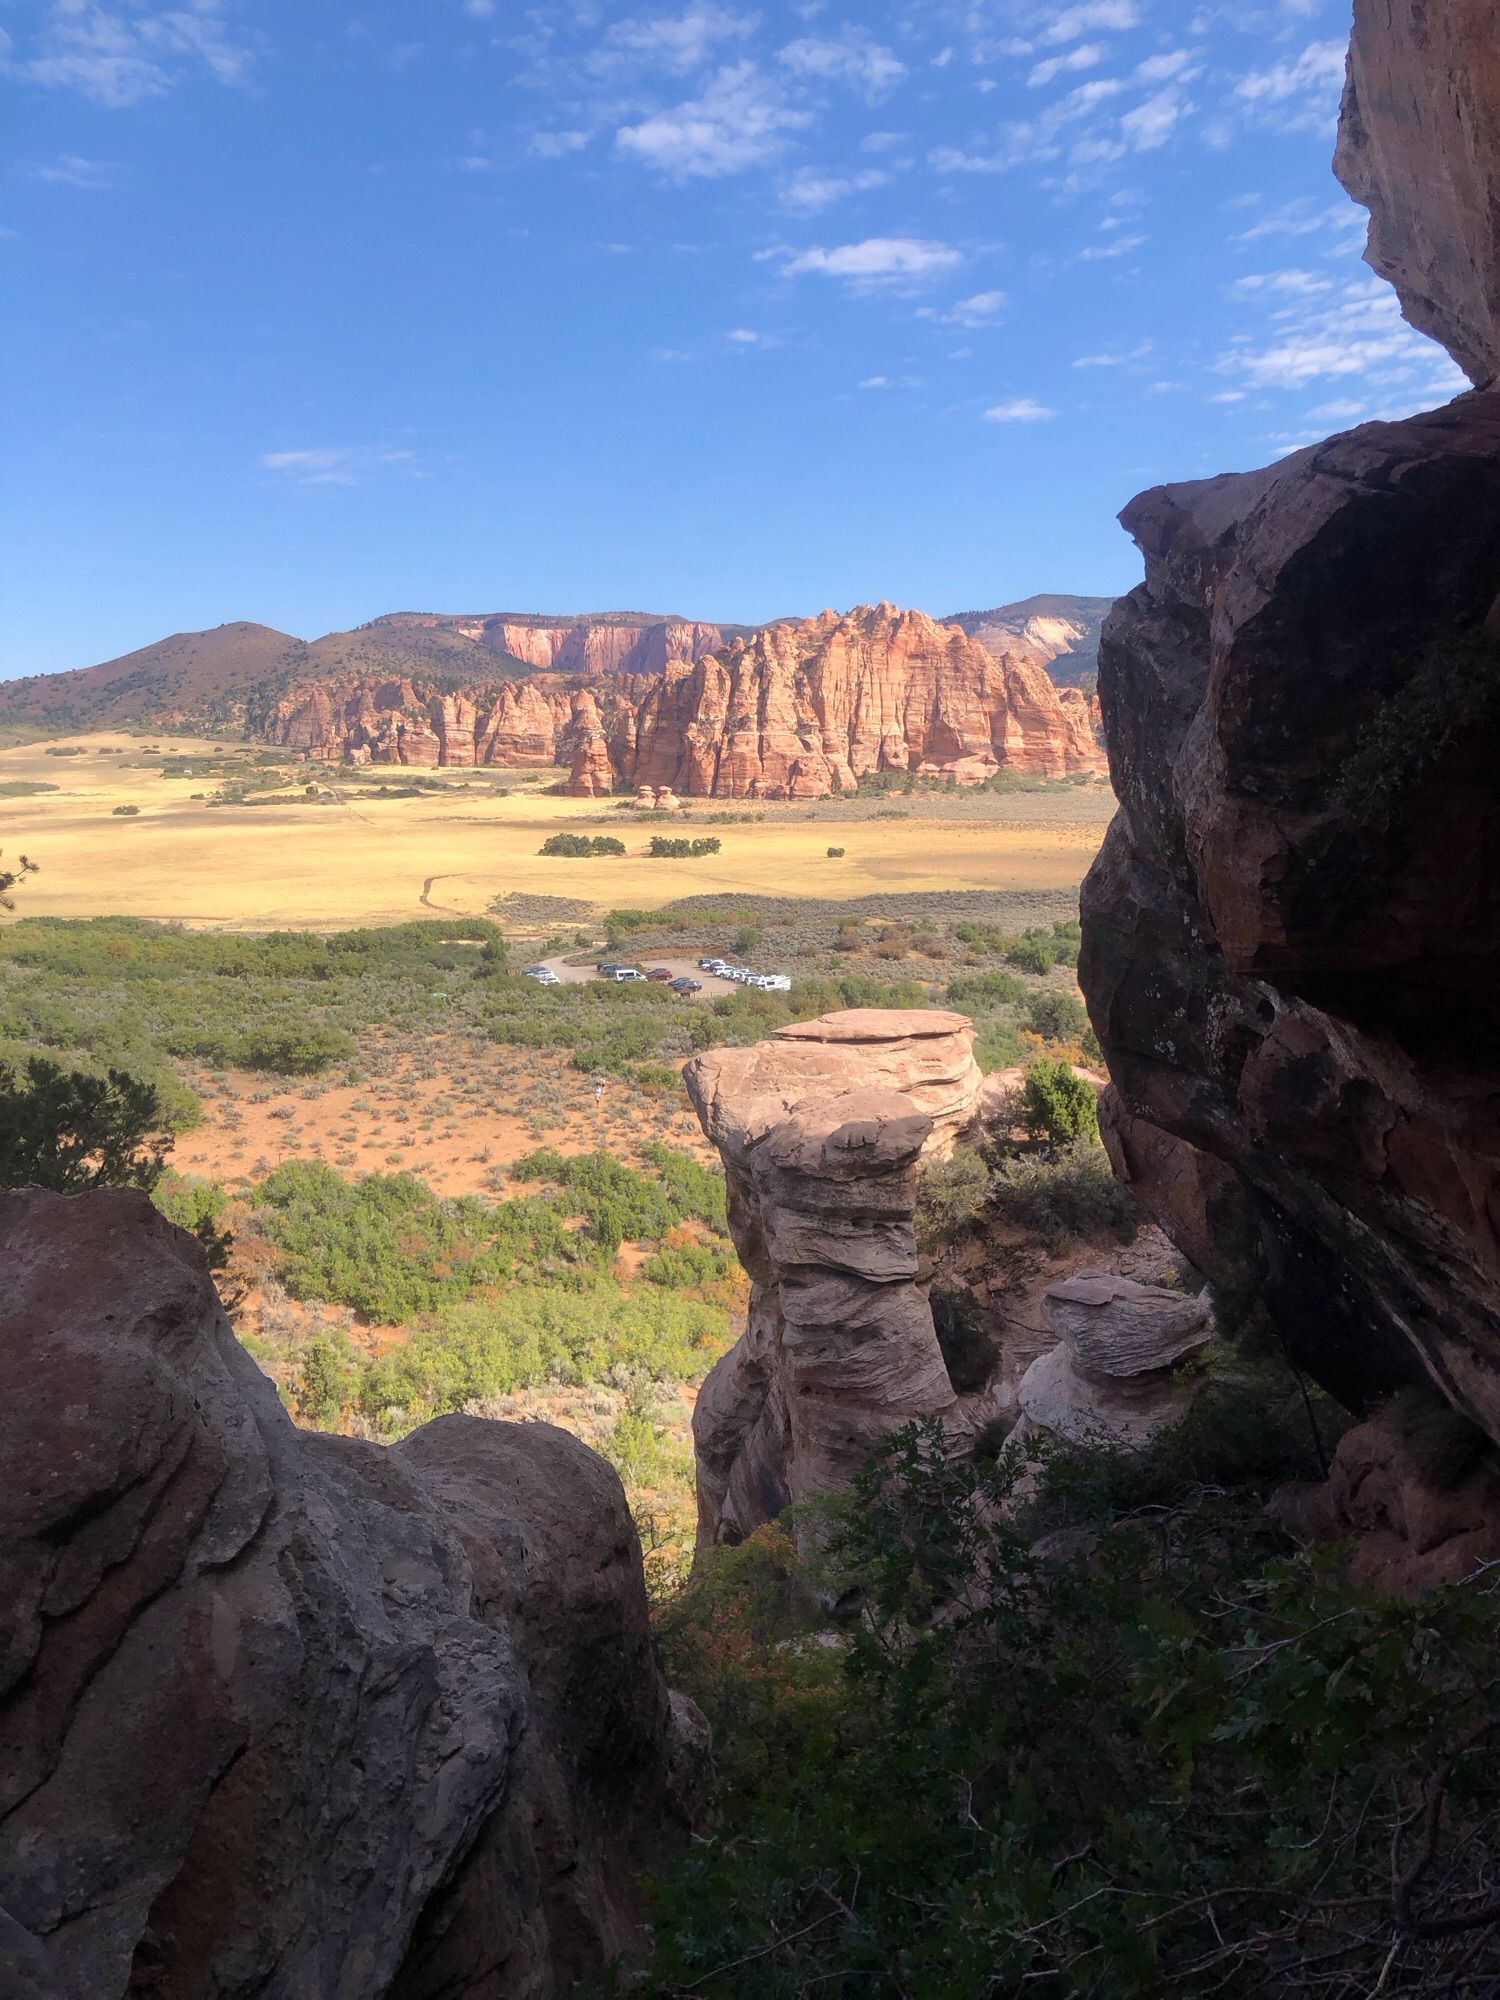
[264,602,1106,797]
[578,603,1106,797]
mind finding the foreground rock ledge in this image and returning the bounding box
[0,1189,691,2000]
[686,1009,983,1545]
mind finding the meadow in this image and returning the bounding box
[0,730,1115,929]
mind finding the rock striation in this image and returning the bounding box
[1007,1274,1214,1456]
[596,603,1105,799]
[1080,3,1500,1431]
[262,604,1106,795]
[685,1010,984,1545]
[0,1189,692,2000]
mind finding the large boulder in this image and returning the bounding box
[0,1189,691,2000]
[685,1010,984,1544]
[1008,1273,1214,1455]
[1079,6,1500,1429]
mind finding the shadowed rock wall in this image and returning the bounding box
[0,1190,693,2000]
[1080,0,1500,1428]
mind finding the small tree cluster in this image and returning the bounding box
[647,835,722,858]
[538,832,626,857]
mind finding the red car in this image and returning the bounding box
[647,966,676,981]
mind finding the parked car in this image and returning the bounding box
[524,967,561,986]
[698,956,727,971]
[611,967,646,982]
[596,959,622,974]
[647,967,675,981]
[522,963,548,976]
[757,973,791,992]
[669,976,702,993]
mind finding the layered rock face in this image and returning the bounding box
[1007,1274,1214,1457]
[268,676,578,769]
[265,604,1105,794]
[1335,0,1500,390]
[685,1009,984,1546]
[1080,5,1500,1428]
[580,602,1105,799]
[478,616,728,677]
[0,1189,691,2000]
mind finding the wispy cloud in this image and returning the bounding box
[918,289,1006,327]
[1232,40,1346,134]
[984,397,1058,422]
[22,153,118,189]
[781,236,963,284]
[780,164,890,212]
[5,1,253,108]
[1028,44,1102,89]
[259,447,419,490]
[1216,277,1468,405]
[779,31,906,101]
[606,5,759,76]
[616,61,810,177]
[1040,1,1139,45]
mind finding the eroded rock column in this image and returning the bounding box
[685,1009,983,1545]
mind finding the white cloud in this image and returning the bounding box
[1233,39,1345,132]
[1077,231,1145,259]
[781,236,963,282]
[1228,267,1331,298]
[945,289,1006,326]
[778,31,905,100]
[529,129,590,158]
[1136,50,1196,83]
[781,164,891,212]
[24,153,117,188]
[727,326,781,346]
[1074,339,1153,366]
[984,397,1058,422]
[1040,1,1139,46]
[616,61,810,177]
[607,5,759,76]
[1120,85,1188,150]
[858,375,891,388]
[1216,278,1470,403]
[1028,43,1102,88]
[6,1,252,107]
[259,447,417,490]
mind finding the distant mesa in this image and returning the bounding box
[0,594,1113,799]
[942,592,1113,688]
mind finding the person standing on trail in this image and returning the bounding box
[595,1080,604,1109]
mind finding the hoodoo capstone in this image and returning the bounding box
[0,1190,694,2000]
[685,1009,985,1546]
[1080,0,1500,1431]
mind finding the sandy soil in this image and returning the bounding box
[172,1035,715,1197]
[0,731,1115,930]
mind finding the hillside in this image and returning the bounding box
[944,592,1115,685]
[0,611,741,738]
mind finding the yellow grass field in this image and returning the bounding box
[0,733,1116,929]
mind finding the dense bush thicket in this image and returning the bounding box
[0,916,507,1101]
[643,1405,1500,1998]
[539,833,626,857]
[647,836,722,858]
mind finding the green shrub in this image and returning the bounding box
[1021,1057,1099,1144]
[539,832,626,856]
[111,804,142,817]
[642,1406,1500,1999]
[989,1136,1136,1253]
[1024,988,1089,1043]
[647,835,722,857]
[0,1054,172,1193]
[914,1147,991,1248]
[826,845,846,858]
[946,968,1027,1010]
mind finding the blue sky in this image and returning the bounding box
[0,0,1467,676]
